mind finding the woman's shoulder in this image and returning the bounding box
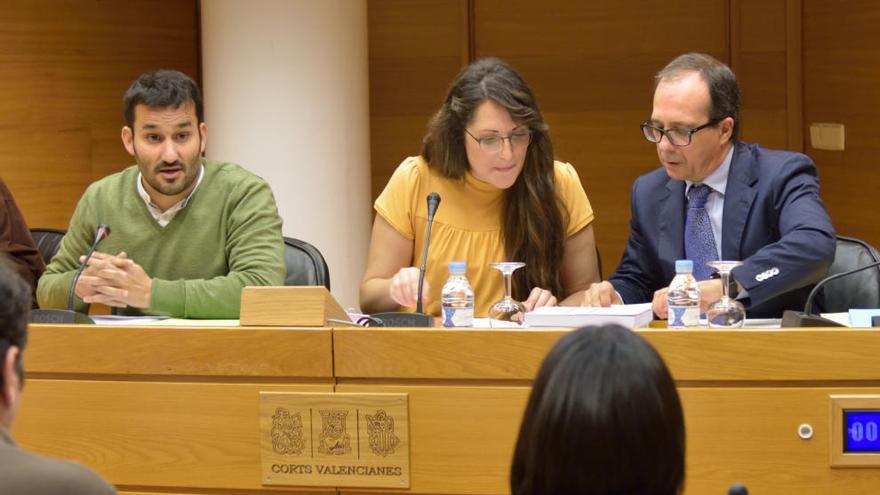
[549,159,593,231]
[553,160,583,191]
[390,155,430,181]
[552,160,583,186]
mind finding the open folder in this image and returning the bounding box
[524,303,654,329]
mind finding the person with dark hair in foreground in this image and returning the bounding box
[511,325,685,495]
[360,57,600,317]
[0,257,116,494]
[36,69,285,318]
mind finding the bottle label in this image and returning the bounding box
[668,305,700,328]
[442,307,474,327]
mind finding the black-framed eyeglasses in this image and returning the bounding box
[640,119,720,147]
[464,128,531,154]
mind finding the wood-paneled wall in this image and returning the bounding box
[4,1,877,279]
[0,0,200,230]
[367,0,470,201]
[803,0,880,244]
[471,0,731,276]
[369,0,877,278]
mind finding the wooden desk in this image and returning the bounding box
[17,324,335,495]
[333,328,880,494]
[16,325,880,494]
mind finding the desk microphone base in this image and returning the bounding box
[31,309,95,325]
[372,312,434,327]
[780,310,844,328]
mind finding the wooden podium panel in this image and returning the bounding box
[15,325,880,494]
[16,324,335,495]
[334,328,880,495]
[333,328,563,380]
[17,380,334,492]
[26,325,333,378]
[333,383,530,495]
[683,387,880,493]
[640,328,880,381]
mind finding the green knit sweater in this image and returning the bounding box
[36,160,286,318]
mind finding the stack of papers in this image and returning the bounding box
[523,303,654,329]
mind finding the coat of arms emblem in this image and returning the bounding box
[366,409,400,457]
[271,407,305,455]
[318,409,351,455]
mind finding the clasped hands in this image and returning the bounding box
[389,267,557,311]
[74,251,153,309]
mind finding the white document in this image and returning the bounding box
[819,312,851,327]
[91,315,169,325]
[91,316,241,327]
[146,318,240,327]
[524,303,654,329]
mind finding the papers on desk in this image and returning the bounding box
[524,303,654,329]
[92,315,169,325]
[149,318,240,327]
[818,310,880,328]
[91,316,240,327]
[848,309,880,327]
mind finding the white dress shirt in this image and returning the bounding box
[136,164,205,227]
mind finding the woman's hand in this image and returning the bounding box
[523,287,557,311]
[389,267,429,308]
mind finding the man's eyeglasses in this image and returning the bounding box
[465,128,531,154]
[640,119,720,147]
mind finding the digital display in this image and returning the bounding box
[844,411,880,452]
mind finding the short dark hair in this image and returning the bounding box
[123,69,203,128]
[511,325,685,495]
[0,256,32,390]
[655,52,741,142]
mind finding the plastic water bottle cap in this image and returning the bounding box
[675,259,693,273]
[448,261,467,273]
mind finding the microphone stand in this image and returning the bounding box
[781,259,880,327]
[31,224,111,325]
[373,193,441,327]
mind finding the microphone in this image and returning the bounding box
[67,224,111,311]
[31,224,111,325]
[416,192,441,314]
[373,192,441,327]
[781,259,880,327]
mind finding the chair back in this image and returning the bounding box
[283,237,330,290]
[30,228,66,266]
[813,235,880,313]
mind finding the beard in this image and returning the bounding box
[134,143,202,198]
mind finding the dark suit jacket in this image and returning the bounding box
[0,178,45,293]
[609,141,836,318]
[0,427,116,495]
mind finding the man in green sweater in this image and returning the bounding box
[36,70,285,318]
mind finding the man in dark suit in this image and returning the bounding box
[584,53,835,318]
[0,257,116,494]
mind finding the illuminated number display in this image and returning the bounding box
[845,411,880,452]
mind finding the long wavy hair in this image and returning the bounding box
[421,58,567,299]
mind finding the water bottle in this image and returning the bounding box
[667,259,701,328]
[441,261,474,327]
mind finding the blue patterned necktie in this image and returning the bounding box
[685,184,719,280]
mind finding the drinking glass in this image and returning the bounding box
[488,262,526,328]
[706,260,746,328]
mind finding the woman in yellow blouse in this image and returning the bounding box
[360,58,600,317]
